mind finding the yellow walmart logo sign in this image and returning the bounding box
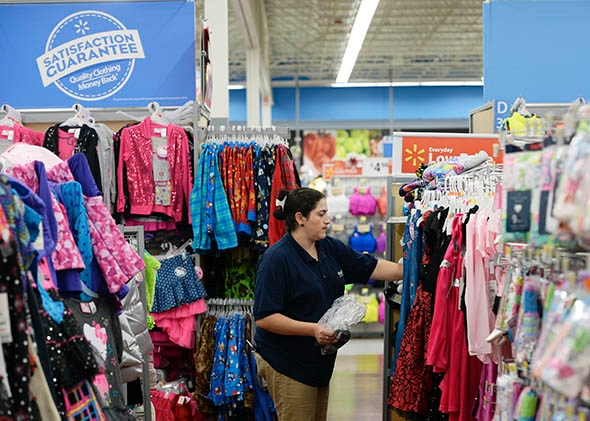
[404,143,425,167]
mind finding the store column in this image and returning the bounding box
[246,48,261,127]
[262,94,272,127]
[205,0,229,125]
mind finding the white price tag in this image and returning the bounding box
[68,128,81,139]
[1,130,14,142]
[154,127,167,138]
[0,293,13,344]
[362,158,390,176]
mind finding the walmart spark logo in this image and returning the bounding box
[404,143,425,167]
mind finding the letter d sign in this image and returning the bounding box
[494,99,510,132]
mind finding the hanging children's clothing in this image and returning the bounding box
[269,144,300,245]
[392,209,423,372]
[0,143,62,176]
[0,173,103,420]
[218,143,256,236]
[502,111,543,135]
[389,207,449,418]
[94,123,117,212]
[150,254,208,349]
[0,123,44,154]
[252,145,276,251]
[191,142,238,252]
[206,312,255,415]
[65,296,135,420]
[426,214,483,421]
[117,116,192,221]
[10,161,86,295]
[44,123,102,192]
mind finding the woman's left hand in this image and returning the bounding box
[314,323,337,345]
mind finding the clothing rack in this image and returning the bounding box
[8,102,208,125]
[203,125,290,144]
[205,299,254,319]
[206,298,254,308]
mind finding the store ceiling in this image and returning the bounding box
[224,0,484,85]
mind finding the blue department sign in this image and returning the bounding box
[36,10,145,101]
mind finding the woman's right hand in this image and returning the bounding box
[314,323,337,345]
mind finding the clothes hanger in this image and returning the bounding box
[510,96,530,116]
[162,100,194,126]
[0,104,22,127]
[148,101,170,125]
[60,103,95,127]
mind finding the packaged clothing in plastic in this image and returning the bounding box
[553,131,590,248]
[317,295,366,355]
[539,296,590,398]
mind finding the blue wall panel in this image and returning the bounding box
[230,86,483,123]
[393,86,483,119]
[229,89,246,123]
[271,88,297,121]
[299,87,390,120]
[483,0,590,103]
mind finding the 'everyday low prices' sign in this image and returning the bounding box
[0,2,195,108]
[392,132,502,174]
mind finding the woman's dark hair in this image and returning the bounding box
[273,188,325,232]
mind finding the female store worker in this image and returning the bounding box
[253,187,403,421]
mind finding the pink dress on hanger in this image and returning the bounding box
[464,213,494,362]
[427,214,482,421]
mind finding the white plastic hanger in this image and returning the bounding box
[148,101,170,125]
[60,103,95,127]
[161,100,194,126]
[510,96,530,116]
[0,104,22,127]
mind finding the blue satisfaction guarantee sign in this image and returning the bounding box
[0,2,195,108]
[37,10,145,101]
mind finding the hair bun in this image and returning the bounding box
[273,207,286,220]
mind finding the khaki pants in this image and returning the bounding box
[255,352,330,421]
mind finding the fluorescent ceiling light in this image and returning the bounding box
[391,82,421,87]
[331,82,391,88]
[230,80,483,89]
[335,0,380,84]
[330,81,481,88]
[420,81,483,86]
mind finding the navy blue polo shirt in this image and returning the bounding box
[253,233,378,387]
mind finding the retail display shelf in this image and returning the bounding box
[387,216,407,224]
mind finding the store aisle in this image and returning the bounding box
[327,338,384,420]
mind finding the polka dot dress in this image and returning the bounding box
[151,255,207,313]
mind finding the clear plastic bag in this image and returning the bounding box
[318,295,367,331]
[317,295,367,355]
